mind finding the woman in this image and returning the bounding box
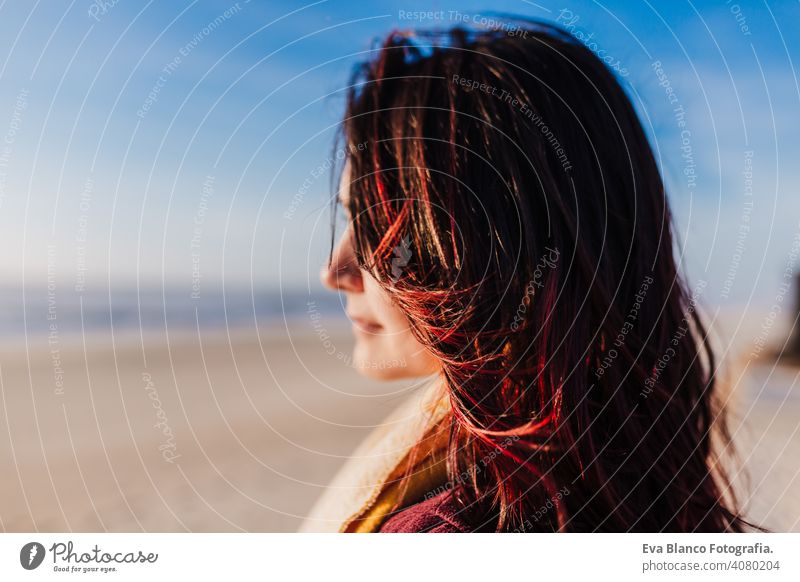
[313,19,752,533]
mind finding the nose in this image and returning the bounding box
[320,229,364,293]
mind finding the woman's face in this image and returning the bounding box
[320,171,440,380]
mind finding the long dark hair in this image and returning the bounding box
[334,18,752,532]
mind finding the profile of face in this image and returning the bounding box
[320,171,440,381]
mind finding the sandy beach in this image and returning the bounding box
[0,307,797,532]
[714,306,800,532]
[0,322,424,532]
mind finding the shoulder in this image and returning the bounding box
[379,490,473,533]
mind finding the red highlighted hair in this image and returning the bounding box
[335,20,752,532]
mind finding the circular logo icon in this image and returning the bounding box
[20,542,46,570]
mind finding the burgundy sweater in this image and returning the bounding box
[379,491,473,533]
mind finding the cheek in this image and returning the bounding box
[362,274,415,338]
[356,275,439,378]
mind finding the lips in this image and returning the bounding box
[349,314,383,333]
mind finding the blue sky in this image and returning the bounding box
[0,0,797,309]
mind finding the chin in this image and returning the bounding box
[351,343,410,380]
[354,364,404,380]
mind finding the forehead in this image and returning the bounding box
[337,161,352,205]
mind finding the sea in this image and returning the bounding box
[0,285,348,340]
